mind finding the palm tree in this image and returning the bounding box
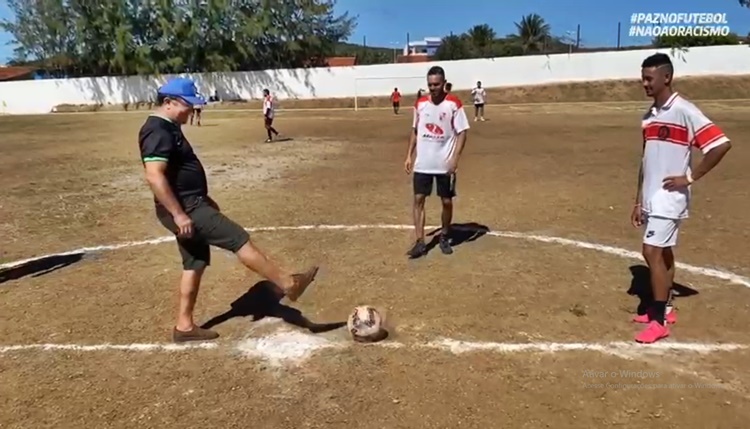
[434,34,471,61]
[466,24,496,56]
[512,13,552,53]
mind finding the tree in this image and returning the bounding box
[434,34,471,61]
[511,13,552,54]
[0,0,356,76]
[466,24,496,57]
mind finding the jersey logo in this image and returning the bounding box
[658,126,670,140]
[439,112,447,121]
[424,123,445,136]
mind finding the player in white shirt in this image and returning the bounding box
[471,81,486,121]
[631,53,732,344]
[262,89,280,142]
[404,66,471,258]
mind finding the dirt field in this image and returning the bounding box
[2,80,750,428]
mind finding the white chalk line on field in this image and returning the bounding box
[0,332,746,364]
[2,223,749,288]
[1,225,749,365]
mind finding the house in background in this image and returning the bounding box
[0,66,35,81]
[403,37,442,57]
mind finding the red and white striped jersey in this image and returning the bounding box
[412,94,470,174]
[263,95,275,119]
[640,92,729,219]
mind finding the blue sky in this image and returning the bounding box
[0,0,749,63]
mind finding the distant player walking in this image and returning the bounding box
[263,89,280,142]
[138,77,318,343]
[391,87,401,114]
[404,66,470,258]
[471,81,486,121]
[632,53,731,343]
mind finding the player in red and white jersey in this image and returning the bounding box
[631,53,732,343]
[262,89,280,142]
[404,66,470,258]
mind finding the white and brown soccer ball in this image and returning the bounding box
[347,306,388,343]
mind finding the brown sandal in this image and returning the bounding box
[172,326,220,343]
[286,266,320,302]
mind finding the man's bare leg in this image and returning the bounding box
[407,195,428,258]
[176,267,205,331]
[643,244,671,324]
[172,267,220,342]
[439,197,454,254]
[664,246,675,312]
[235,240,318,301]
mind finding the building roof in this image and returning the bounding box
[0,66,34,81]
[325,57,356,67]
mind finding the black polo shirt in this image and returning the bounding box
[138,115,208,205]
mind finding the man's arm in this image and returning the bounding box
[144,161,187,217]
[634,140,645,204]
[141,130,186,218]
[451,107,470,162]
[693,141,731,181]
[690,117,732,182]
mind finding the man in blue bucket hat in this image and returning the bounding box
[137,77,320,343]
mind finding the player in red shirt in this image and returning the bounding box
[390,87,401,114]
[404,67,470,258]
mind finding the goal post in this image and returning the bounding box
[353,76,425,111]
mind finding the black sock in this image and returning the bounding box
[650,301,667,325]
[267,129,272,139]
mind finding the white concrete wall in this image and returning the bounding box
[1,45,749,115]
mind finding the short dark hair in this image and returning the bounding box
[427,66,445,78]
[641,53,673,72]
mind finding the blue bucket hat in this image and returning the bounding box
[157,77,206,106]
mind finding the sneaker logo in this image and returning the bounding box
[646,230,655,238]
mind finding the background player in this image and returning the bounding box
[391,87,401,114]
[404,66,470,258]
[631,53,732,344]
[471,81,486,121]
[262,88,279,142]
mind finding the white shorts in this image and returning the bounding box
[643,215,681,248]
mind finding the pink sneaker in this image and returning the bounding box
[632,310,677,324]
[635,321,670,344]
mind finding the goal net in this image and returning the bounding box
[353,76,425,111]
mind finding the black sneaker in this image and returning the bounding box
[439,234,453,255]
[406,240,427,259]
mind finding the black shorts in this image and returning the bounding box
[474,103,484,108]
[393,101,400,107]
[413,172,456,198]
[156,196,250,270]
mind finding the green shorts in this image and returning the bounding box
[156,196,250,270]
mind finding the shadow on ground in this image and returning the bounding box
[627,264,700,315]
[424,222,490,254]
[201,280,346,333]
[0,253,84,285]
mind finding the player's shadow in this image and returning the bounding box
[627,264,699,315]
[200,280,345,333]
[268,137,294,143]
[0,253,84,285]
[425,222,490,253]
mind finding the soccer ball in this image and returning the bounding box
[347,305,388,343]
